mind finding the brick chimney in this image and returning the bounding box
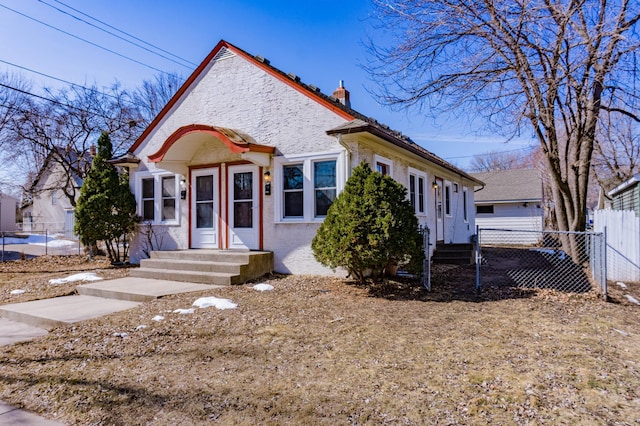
[89,144,96,157]
[332,80,351,108]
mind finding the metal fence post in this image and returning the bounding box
[475,225,480,290]
[603,227,608,298]
[45,229,48,256]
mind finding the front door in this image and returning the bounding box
[191,168,219,248]
[435,177,444,242]
[228,165,259,250]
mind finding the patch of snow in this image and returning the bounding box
[135,325,147,330]
[253,283,274,292]
[152,315,165,322]
[113,332,128,338]
[625,294,640,305]
[32,239,76,247]
[193,296,237,310]
[49,272,102,285]
[613,328,629,337]
[531,248,566,260]
[173,308,195,315]
[616,281,628,289]
[10,289,25,295]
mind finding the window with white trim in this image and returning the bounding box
[137,172,180,224]
[275,151,343,222]
[445,183,452,216]
[408,168,427,215]
[374,154,393,177]
[463,188,468,222]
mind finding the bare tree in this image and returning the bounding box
[0,72,32,195]
[6,83,141,207]
[367,0,640,259]
[593,112,640,191]
[468,148,538,172]
[131,72,183,127]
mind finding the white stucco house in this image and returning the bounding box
[472,169,544,244]
[21,147,93,237]
[115,40,483,276]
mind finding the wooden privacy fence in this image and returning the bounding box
[593,209,640,282]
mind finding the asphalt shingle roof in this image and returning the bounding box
[472,169,543,203]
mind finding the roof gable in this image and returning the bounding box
[129,40,356,153]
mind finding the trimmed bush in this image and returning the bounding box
[312,162,424,283]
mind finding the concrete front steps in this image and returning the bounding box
[130,249,274,285]
[432,243,476,265]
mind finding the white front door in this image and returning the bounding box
[191,168,219,248]
[228,165,259,250]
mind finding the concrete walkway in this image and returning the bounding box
[0,277,222,425]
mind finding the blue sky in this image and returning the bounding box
[0,0,536,169]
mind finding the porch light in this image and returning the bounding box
[432,180,439,189]
[180,177,187,200]
[264,170,271,196]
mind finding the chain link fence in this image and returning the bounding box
[1,230,84,261]
[476,228,607,297]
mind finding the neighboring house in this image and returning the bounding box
[608,174,640,215]
[115,40,483,275]
[22,147,93,236]
[472,169,544,244]
[0,193,17,232]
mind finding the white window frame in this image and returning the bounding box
[135,171,181,225]
[408,167,427,216]
[274,150,345,223]
[374,154,393,177]
[463,187,469,223]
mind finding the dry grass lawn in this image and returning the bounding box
[0,256,639,425]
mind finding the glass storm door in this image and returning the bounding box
[191,168,219,248]
[228,165,259,250]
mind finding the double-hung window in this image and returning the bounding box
[276,151,343,222]
[138,173,179,224]
[408,168,427,216]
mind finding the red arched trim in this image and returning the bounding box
[148,124,274,163]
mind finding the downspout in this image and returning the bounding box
[337,134,351,181]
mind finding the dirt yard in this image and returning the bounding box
[0,256,639,425]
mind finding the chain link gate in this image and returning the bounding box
[476,228,607,297]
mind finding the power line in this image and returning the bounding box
[51,0,198,67]
[0,82,126,123]
[444,145,536,160]
[0,2,169,75]
[37,0,195,69]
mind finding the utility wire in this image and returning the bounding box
[0,82,128,123]
[37,0,195,69]
[444,145,536,160]
[0,2,169,75]
[52,0,198,67]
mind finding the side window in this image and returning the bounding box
[161,176,176,221]
[463,188,468,222]
[314,160,336,217]
[408,170,426,215]
[142,178,155,221]
[283,164,304,218]
[374,155,393,177]
[477,205,494,214]
[445,184,452,216]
